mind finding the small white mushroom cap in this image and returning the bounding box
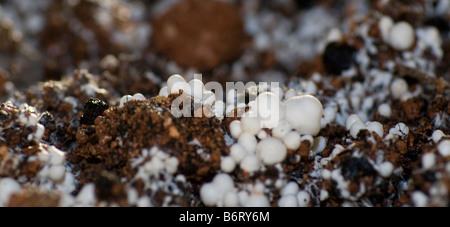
[240,112,262,135]
[212,173,235,193]
[201,173,236,207]
[412,191,428,207]
[297,191,311,207]
[376,162,394,178]
[350,120,366,139]
[159,86,169,97]
[237,190,249,205]
[220,156,236,173]
[200,183,220,206]
[256,137,287,165]
[34,124,45,143]
[283,88,297,100]
[320,189,329,201]
[245,194,269,207]
[202,90,216,106]
[76,183,96,205]
[100,54,119,69]
[170,81,190,95]
[49,165,66,182]
[388,21,415,51]
[346,114,361,131]
[214,100,225,119]
[119,93,146,107]
[230,143,248,163]
[119,95,133,108]
[270,86,284,100]
[301,135,314,144]
[165,157,179,174]
[391,78,409,99]
[322,169,331,180]
[188,79,205,100]
[0,178,21,205]
[136,196,151,207]
[432,130,445,143]
[132,93,146,101]
[284,95,323,136]
[238,133,257,153]
[240,154,260,173]
[167,74,185,92]
[272,120,292,139]
[438,140,450,157]
[49,146,66,165]
[326,28,342,43]
[254,92,285,129]
[257,130,267,139]
[394,123,409,136]
[223,191,240,207]
[281,182,299,196]
[312,136,327,154]
[322,106,336,125]
[379,16,394,42]
[229,120,242,139]
[283,131,301,150]
[422,153,436,170]
[367,121,384,138]
[378,103,392,117]
[278,195,298,207]
[127,188,139,206]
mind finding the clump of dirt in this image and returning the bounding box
[79,98,109,125]
[151,0,251,71]
[0,103,40,151]
[69,93,229,199]
[6,187,60,207]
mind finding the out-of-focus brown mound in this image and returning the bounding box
[7,187,60,207]
[151,0,251,71]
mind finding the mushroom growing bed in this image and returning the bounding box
[0,0,449,207]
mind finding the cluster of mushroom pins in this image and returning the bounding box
[129,74,324,206]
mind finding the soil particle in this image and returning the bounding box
[94,170,127,204]
[79,98,109,125]
[322,42,357,75]
[299,141,311,160]
[341,155,377,181]
[403,98,425,121]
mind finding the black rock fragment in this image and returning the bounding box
[341,156,377,181]
[38,111,55,129]
[323,42,356,75]
[80,98,109,125]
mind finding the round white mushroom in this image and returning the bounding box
[256,137,287,165]
[388,21,415,51]
[284,95,323,136]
